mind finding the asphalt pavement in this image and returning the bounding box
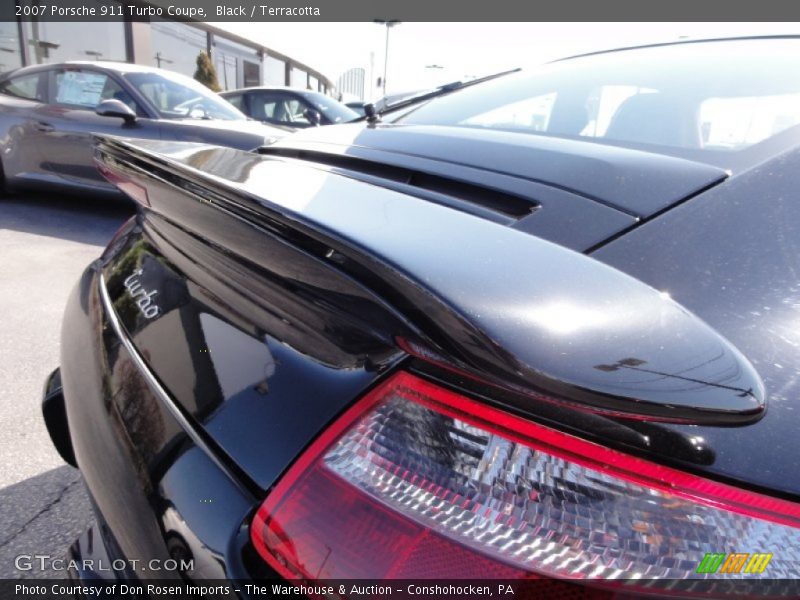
[0,192,133,577]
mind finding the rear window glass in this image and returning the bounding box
[699,93,800,149]
[395,39,800,156]
[461,92,556,131]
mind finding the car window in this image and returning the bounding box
[125,71,245,121]
[461,92,556,132]
[347,103,366,117]
[53,69,137,112]
[283,99,311,124]
[302,91,359,123]
[0,72,46,102]
[257,98,277,119]
[250,94,311,126]
[699,93,800,150]
[579,85,658,138]
[224,93,244,110]
[394,39,800,157]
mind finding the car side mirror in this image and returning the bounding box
[95,99,137,125]
[303,108,322,126]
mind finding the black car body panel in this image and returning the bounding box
[98,210,407,491]
[265,123,729,218]
[0,62,282,196]
[53,129,797,589]
[593,143,800,497]
[59,267,256,581]
[49,37,800,590]
[93,134,767,457]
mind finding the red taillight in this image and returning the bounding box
[251,372,800,586]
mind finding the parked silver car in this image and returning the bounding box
[0,61,284,197]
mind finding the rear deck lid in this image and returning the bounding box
[266,123,729,218]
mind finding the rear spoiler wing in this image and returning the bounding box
[94,135,765,425]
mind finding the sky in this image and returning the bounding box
[215,22,799,100]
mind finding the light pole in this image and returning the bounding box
[154,52,173,68]
[374,20,399,98]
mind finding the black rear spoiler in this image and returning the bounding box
[94,136,765,425]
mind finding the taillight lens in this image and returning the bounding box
[252,372,800,585]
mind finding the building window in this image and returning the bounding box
[24,21,126,65]
[215,53,237,90]
[290,67,307,89]
[264,55,285,86]
[150,20,207,78]
[213,36,261,90]
[0,22,22,71]
[242,60,260,87]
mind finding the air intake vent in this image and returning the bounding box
[258,147,537,221]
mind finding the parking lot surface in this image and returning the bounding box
[0,193,133,577]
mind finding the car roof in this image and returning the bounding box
[554,34,800,63]
[1,61,171,79]
[221,86,323,96]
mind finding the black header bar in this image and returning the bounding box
[6,0,800,22]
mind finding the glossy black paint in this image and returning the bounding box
[0,62,281,196]
[258,142,639,252]
[94,136,764,425]
[60,262,269,583]
[266,123,729,218]
[593,144,800,496]
[101,211,408,490]
[50,40,800,590]
[41,367,76,467]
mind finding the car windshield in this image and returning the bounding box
[125,71,246,121]
[303,91,359,123]
[392,38,800,156]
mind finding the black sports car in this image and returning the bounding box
[0,61,284,197]
[45,37,800,595]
